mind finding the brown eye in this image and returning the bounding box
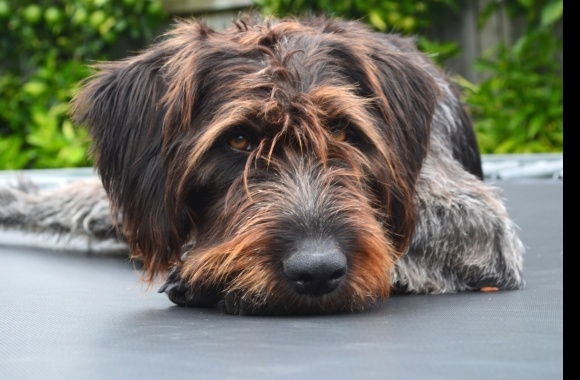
[330,128,347,142]
[228,134,253,151]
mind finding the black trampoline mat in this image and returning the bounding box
[0,179,563,380]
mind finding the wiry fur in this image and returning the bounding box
[0,16,524,315]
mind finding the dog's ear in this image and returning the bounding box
[71,48,183,281]
[71,20,237,282]
[362,32,440,252]
[369,33,439,180]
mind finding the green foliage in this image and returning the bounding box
[0,0,166,169]
[256,0,563,154]
[257,0,457,31]
[465,0,563,153]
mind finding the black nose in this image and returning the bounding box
[283,239,347,296]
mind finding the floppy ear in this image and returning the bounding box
[370,33,439,180]
[361,30,441,253]
[71,48,183,281]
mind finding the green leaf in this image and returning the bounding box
[495,138,518,154]
[541,0,563,27]
[22,81,48,96]
[528,115,547,137]
[0,136,26,169]
[473,59,498,72]
[516,0,534,9]
[58,145,87,166]
[61,120,76,142]
[369,10,387,31]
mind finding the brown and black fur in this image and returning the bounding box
[0,16,524,315]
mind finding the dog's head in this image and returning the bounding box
[71,16,440,314]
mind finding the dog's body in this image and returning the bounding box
[0,16,524,315]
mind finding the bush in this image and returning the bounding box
[0,0,166,169]
[462,0,563,153]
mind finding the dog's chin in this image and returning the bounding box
[223,292,324,316]
[218,290,369,316]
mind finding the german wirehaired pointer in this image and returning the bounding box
[0,16,524,315]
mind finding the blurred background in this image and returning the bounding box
[0,0,563,170]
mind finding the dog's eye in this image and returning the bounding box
[330,128,347,142]
[228,134,254,152]
[328,119,354,143]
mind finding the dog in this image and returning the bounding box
[0,16,524,315]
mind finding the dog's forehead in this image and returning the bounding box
[240,29,361,86]
[182,21,377,94]
[198,32,376,122]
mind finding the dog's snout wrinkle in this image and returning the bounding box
[283,239,347,296]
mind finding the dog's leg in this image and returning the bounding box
[393,153,525,294]
[0,178,123,252]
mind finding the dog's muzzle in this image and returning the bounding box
[283,238,347,296]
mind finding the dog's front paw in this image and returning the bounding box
[158,267,220,307]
